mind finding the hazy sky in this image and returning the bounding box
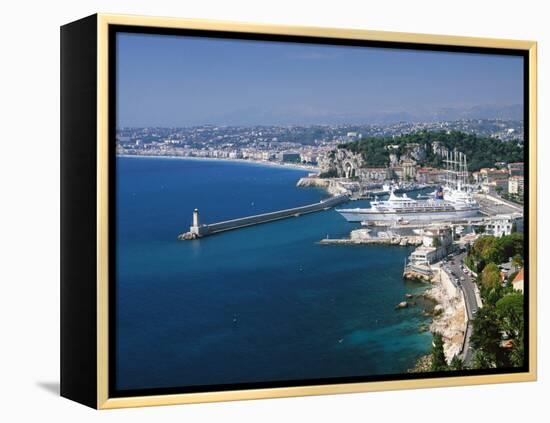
[116,32,524,127]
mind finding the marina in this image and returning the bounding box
[311,155,524,367]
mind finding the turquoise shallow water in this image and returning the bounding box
[115,156,432,390]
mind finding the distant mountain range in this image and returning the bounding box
[207,104,523,126]
[402,104,523,123]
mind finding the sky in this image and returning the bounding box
[116,32,524,127]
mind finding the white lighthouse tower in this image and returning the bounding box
[189,208,203,237]
[192,208,199,228]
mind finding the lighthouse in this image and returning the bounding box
[193,208,199,228]
[189,208,203,237]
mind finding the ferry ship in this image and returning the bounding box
[336,185,480,223]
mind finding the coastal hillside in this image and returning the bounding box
[333,130,524,172]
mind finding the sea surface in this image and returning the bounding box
[115,156,433,391]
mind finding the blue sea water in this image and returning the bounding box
[115,156,433,391]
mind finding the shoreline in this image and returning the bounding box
[424,266,467,362]
[409,263,469,373]
[117,153,320,173]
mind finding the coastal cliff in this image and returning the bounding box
[317,148,366,178]
[296,176,349,196]
[425,268,467,362]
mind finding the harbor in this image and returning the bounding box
[312,152,524,366]
[117,156,436,387]
[172,146,525,370]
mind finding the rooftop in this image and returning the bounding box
[513,268,524,284]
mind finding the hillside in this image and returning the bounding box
[338,130,524,171]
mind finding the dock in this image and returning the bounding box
[318,235,421,246]
[178,194,349,240]
[474,193,523,215]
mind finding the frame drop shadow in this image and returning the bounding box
[36,381,60,396]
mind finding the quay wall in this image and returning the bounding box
[483,193,523,212]
[200,194,349,236]
[438,266,460,301]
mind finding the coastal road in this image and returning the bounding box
[441,251,480,367]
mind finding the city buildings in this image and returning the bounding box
[479,168,510,194]
[508,162,525,177]
[409,226,453,265]
[115,123,524,192]
[508,175,525,195]
[278,152,301,163]
[484,215,517,237]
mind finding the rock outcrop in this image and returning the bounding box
[425,269,468,362]
[318,149,365,178]
[296,177,349,196]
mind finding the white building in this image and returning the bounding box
[508,175,524,195]
[421,226,453,248]
[346,132,361,140]
[409,225,453,265]
[484,215,516,237]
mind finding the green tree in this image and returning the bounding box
[470,306,509,368]
[450,355,464,371]
[472,350,495,370]
[508,335,525,367]
[511,254,524,272]
[496,294,524,367]
[480,262,503,304]
[431,332,448,371]
[496,233,524,262]
[338,130,524,171]
[466,233,524,274]
[319,169,337,178]
[496,294,524,340]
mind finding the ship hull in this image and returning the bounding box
[336,208,480,223]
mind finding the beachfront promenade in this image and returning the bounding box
[178,194,349,240]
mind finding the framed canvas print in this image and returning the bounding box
[60,14,537,409]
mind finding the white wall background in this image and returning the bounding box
[1,0,547,421]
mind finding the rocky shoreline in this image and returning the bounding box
[319,228,422,246]
[423,267,467,362]
[296,176,349,196]
[408,266,468,372]
[408,354,433,373]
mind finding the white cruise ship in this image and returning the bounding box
[336,185,480,223]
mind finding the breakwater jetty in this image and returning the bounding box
[178,194,349,240]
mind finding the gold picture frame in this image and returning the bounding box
[61,13,537,409]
